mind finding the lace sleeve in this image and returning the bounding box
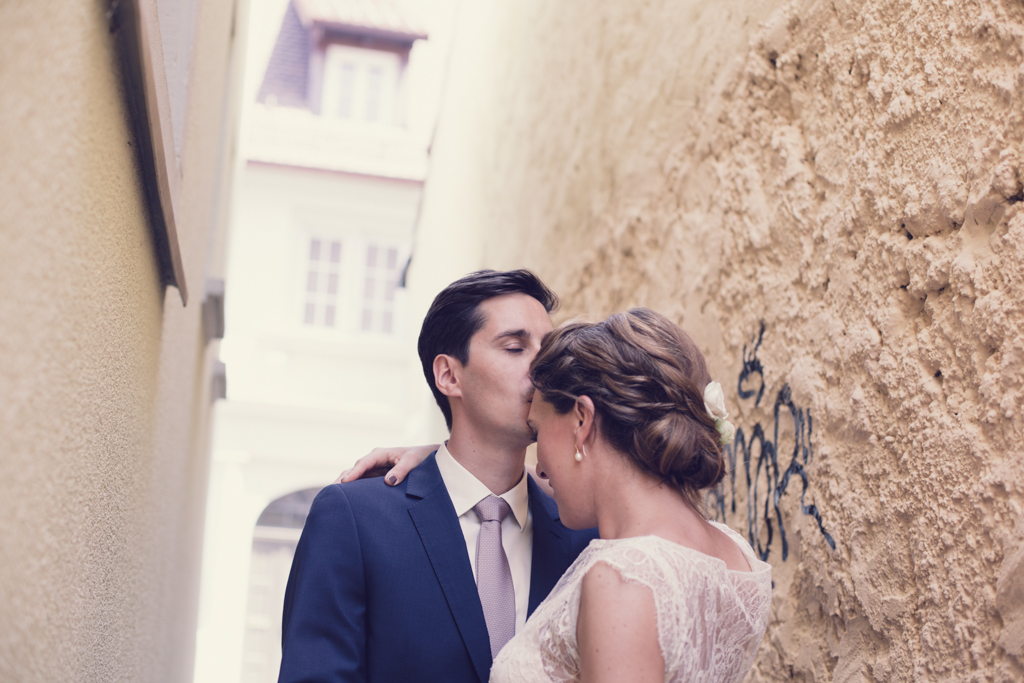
[537,535,771,683]
[582,540,691,680]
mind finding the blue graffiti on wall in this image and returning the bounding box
[708,322,836,562]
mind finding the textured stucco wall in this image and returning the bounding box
[0,0,241,681]
[455,0,1024,680]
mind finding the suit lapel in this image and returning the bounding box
[407,455,492,683]
[526,475,572,616]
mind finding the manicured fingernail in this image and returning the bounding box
[387,475,397,486]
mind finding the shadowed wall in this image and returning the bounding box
[0,0,242,680]
[418,0,1024,680]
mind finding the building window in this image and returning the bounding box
[365,66,383,121]
[361,244,400,334]
[321,45,401,124]
[241,489,321,683]
[336,62,355,118]
[303,238,342,327]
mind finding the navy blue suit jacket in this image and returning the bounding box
[278,453,598,683]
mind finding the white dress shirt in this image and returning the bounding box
[435,442,533,634]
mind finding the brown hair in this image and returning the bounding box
[530,308,724,511]
[418,269,558,430]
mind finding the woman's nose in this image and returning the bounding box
[536,466,549,479]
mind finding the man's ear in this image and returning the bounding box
[433,354,463,398]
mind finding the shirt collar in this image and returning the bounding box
[435,442,529,531]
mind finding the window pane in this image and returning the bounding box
[386,248,397,269]
[366,244,377,267]
[382,311,393,334]
[384,279,395,302]
[337,63,355,118]
[365,66,382,122]
[364,276,375,299]
[304,236,345,331]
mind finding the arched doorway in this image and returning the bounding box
[240,487,321,683]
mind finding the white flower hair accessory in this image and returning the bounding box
[703,381,736,445]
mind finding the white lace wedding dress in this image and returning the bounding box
[490,522,772,683]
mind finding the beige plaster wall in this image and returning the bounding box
[0,0,242,681]
[461,0,1024,680]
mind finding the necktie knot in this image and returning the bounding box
[473,495,512,524]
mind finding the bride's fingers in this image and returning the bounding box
[383,449,419,485]
[384,444,440,486]
[339,444,440,485]
[339,447,406,483]
[339,463,392,482]
[384,462,412,486]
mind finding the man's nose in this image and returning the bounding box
[536,466,549,479]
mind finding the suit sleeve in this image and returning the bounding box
[278,485,367,683]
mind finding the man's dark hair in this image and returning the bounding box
[418,269,559,430]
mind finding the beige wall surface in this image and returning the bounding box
[463,0,1024,680]
[0,0,241,681]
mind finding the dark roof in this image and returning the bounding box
[297,0,428,43]
[257,0,427,109]
[257,0,311,108]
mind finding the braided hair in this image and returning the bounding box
[530,308,724,512]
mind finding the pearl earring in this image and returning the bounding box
[574,449,583,462]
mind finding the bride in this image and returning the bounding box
[344,309,771,682]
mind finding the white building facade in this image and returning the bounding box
[193,2,457,681]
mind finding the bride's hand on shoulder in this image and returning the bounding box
[334,444,439,486]
[578,561,663,683]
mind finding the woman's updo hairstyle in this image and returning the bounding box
[530,308,725,511]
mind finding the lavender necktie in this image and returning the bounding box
[473,495,515,658]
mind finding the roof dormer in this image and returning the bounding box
[257,0,427,127]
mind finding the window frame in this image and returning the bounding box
[301,236,346,330]
[294,231,407,338]
[359,242,403,335]
[321,44,402,125]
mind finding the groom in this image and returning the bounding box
[277,270,598,683]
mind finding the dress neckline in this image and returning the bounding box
[587,524,769,575]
